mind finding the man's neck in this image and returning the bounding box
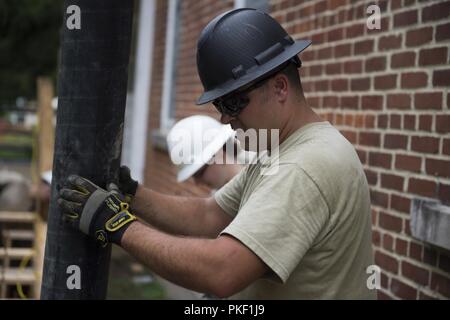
[277,98,323,146]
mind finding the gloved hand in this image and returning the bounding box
[58,175,137,247]
[118,166,139,203]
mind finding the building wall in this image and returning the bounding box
[143,0,450,299]
[144,0,233,198]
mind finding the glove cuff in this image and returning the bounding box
[105,209,137,245]
[90,196,137,247]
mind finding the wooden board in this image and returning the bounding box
[33,218,47,299]
[0,247,35,259]
[0,211,36,223]
[37,77,55,175]
[0,267,35,284]
[2,230,34,241]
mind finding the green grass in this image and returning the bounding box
[0,148,31,160]
[0,133,33,145]
[107,276,165,300]
[0,133,33,161]
[106,246,166,300]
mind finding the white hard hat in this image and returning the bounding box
[167,115,235,182]
[41,170,52,185]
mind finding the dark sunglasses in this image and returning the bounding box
[212,58,301,117]
[212,77,267,117]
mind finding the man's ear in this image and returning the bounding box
[272,73,289,103]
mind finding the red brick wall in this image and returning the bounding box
[145,0,170,192]
[144,0,233,197]
[143,0,450,299]
[270,0,450,299]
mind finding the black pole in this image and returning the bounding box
[41,0,134,299]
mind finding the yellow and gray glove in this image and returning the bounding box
[58,175,137,247]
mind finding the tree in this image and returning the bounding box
[0,0,63,106]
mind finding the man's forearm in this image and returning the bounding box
[120,221,226,296]
[130,185,219,237]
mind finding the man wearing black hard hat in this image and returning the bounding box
[58,8,376,299]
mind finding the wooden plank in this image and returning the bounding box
[33,218,47,299]
[0,211,36,223]
[0,267,35,284]
[0,248,35,259]
[2,230,34,241]
[37,77,55,174]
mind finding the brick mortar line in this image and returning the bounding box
[280,0,442,36]
[369,198,411,219]
[331,125,449,141]
[344,132,447,157]
[375,252,448,300]
[289,16,443,48]
[303,58,449,101]
[329,121,448,132]
[356,143,448,160]
[381,249,433,291]
[303,65,450,88]
[362,164,450,185]
[295,23,449,100]
[373,245,448,299]
[369,170,450,189]
[315,108,450,115]
[369,196,448,220]
[375,245,449,287]
[302,64,450,83]
[355,131,447,142]
[305,88,450,103]
[331,126,449,139]
[303,62,450,78]
[356,144,450,158]
[367,167,450,192]
[296,33,450,60]
[375,224,440,253]
[313,103,450,116]
[303,71,450,86]
[279,1,388,30]
[330,123,450,137]
[292,23,449,67]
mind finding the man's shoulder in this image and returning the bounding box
[278,123,365,194]
[281,122,358,169]
[245,122,363,192]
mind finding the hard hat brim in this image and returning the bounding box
[41,170,53,185]
[196,40,312,105]
[176,124,235,182]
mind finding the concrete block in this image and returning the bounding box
[411,198,450,250]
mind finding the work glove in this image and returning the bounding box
[118,166,139,203]
[58,175,137,247]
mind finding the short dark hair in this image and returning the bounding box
[255,61,303,101]
[280,62,301,89]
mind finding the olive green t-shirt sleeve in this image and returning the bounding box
[214,166,247,217]
[219,164,330,283]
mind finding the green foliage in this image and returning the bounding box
[0,132,33,160]
[0,0,63,105]
[107,246,166,300]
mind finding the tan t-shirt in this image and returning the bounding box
[215,121,376,299]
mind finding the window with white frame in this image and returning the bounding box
[122,0,156,182]
[154,0,269,150]
[160,0,181,131]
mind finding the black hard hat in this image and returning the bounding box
[196,8,311,105]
